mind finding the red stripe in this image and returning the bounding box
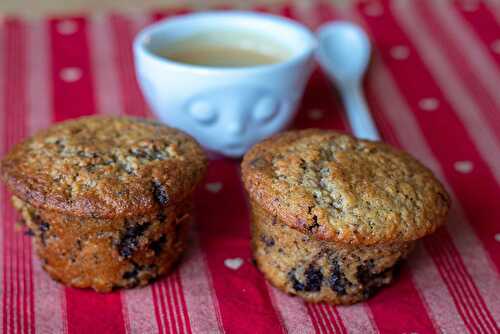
[424,238,483,334]
[358,1,499,331]
[165,279,178,334]
[366,264,438,334]
[330,306,348,334]
[360,0,500,271]
[194,160,284,333]
[150,284,164,334]
[49,16,126,334]
[321,304,346,334]
[109,14,151,118]
[2,18,34,334]
[306,304,327,334]
[416,1,500,141]
[175,273,192,333]
[427,231,497,333]
[454,0,500,67]
[317,305,333,334]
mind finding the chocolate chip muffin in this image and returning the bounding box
[242,129,449,304]
[0,116,207,292]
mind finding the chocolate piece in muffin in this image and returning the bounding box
[242,129,449,304]
[0,116,207,292]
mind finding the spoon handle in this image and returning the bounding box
[342,86,380,141]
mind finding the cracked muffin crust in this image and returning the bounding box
[242,129,449,304]
[1,116,207,291]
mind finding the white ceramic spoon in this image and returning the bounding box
[316,21,380,141]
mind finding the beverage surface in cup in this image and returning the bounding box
[152,30,291,67]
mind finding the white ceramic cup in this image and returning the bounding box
[133,11,317,157]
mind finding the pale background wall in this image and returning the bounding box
[0,0,351,16]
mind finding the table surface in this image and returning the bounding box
[0,0,499,333]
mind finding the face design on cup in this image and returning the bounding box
[171,86,297,157]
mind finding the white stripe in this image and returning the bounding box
[25,18,68,334]
[88,14,122,116]
[410,244,469,333]
[392,0,500,186]
[266,285,315,333]
[179,229,223,333]
[336,304,377,334]
[431,1,500,130]
[121,285,160,333]
[370,57,500,329]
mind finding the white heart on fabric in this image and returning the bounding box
[454,161,474,174]
[205,182,222,193]
[224,258,244,270]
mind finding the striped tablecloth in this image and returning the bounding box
[1,0,499,333]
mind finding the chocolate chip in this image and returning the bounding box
[307,216,320,232]
[329,260,350,295]
[123,267,139,279]
[152,181,169,206]
[260,235,275,247]
[118,222,150,258]
[40,222,49,232]
[150,235,167,256]
[38,221,50,246]
[156,212,166,222]
[304,266,323,292]
[356,259,375,285]
[24,228,35,237]
[288,266,324,292]
[250,157,266,169]
[288,270,305,291]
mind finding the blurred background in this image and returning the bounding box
[0,0,349,16]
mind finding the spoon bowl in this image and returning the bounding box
[317,21,371,86]
[316,21,380,140]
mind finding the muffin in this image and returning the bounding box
[242,129,449,304]
[0,116,207,292]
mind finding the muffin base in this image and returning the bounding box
[13,196,190,292]
[251,201,415,304]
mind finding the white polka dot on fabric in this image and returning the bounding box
[224,258,243,270]
[418,98,440,111]
[308,109,325,121]
[495,234,500,242]
[59,67,82,82]
[390,45,410,60]
[56,20,78,35]
[490,40,500,55]
[205,182,222,193]
[454,161,474,173]
[364,3,384,17]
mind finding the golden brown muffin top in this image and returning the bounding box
[1,116,207,219]
[242,129,450,245]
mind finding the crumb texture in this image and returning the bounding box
[242,129,450,244]
[14,196,190,292]
[251,201,413,304]
[0,116,207,218]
